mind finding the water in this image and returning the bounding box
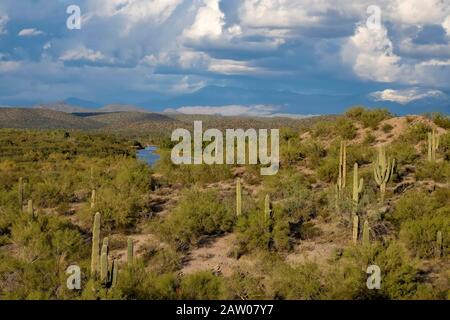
[136,146,160,167]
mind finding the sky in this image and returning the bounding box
[0,0,450,116]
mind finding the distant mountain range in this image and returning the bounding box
[0,107,329,131]
[35,102,147,114]
[1,85,448,116]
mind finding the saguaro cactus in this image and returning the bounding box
[91,212,101,275]
[100,243,108,283]
[436,231,443,258]
[264,194,272,222]
[373,146,395,202]
[236,178,242,216]
[127,237,134,265]
[427,130,440,162]
[352,215,359,245]
[27,199,33,216]
[352,163,364,213]
[90,189,96,209]
[362,220,370,246]
[336,141,347,200]
[111,259,119,287]
[18,177,24,212]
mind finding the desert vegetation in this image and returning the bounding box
[0,107,448,300]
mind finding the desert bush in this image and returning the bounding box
[400,213,449,258]
[439,132,450,160]
[363,132,376,145]
[312,120,335,138]
[114,262,178,300]
[224,270,265,300]
[345,107,392,129]
[335,118,358,140]
[381,123,394,133]
[267,262,325,299]
[429,113,450,129]
[155,149,232,185]
[179,271,224,300]
[401,122,431,144]
[415,161,450,183]
[327,242,427,299]
[155,188,235,250]
[387,142,418,166]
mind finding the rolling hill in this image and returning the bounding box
[0,108,103,129]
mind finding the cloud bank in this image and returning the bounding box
[0,0,448,113]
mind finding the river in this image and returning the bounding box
[136,146,160,167]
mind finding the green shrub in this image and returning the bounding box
[180,271,224,299]
[400,213,449,258]
[401,122,431,144]
[416,161,450,183]
[224,270,265,299]
[429,113,450,129]
[345,107,392,129]
[335,118,358,140]
[267,262,324,299]
[381,123,394,133]
[155,188,235,250]
[115,262,178,300]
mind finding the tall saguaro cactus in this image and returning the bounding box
[373,146,395,203]
[90,189,96,209]
[18,177,24,212]
[264,194,272,222]
[236,178,242,216]
[127,237,134,265]
[336,141,347,200]
[91,212,101,275]
[100,243,108,283]
[352,215,359,245]
[111,259,119,287]
[362,220,370,246]
[427,130,440,162]
[352,163,364,213]
[436,231,443,258]
[27,199,33,216]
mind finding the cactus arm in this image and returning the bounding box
[362,220,370,246]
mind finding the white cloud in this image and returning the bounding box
[166,104,280,117]
[18,28,44,37]
[443,15,450,36]
[208,58,261,75]
[239,0,329,28]
[88,0,182,23]
[342,24,404,83]
[183,0,225,40]
[389,0,450,25]
[59,47,106,62]
[0,15,9,35]
[371,88,446,104]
